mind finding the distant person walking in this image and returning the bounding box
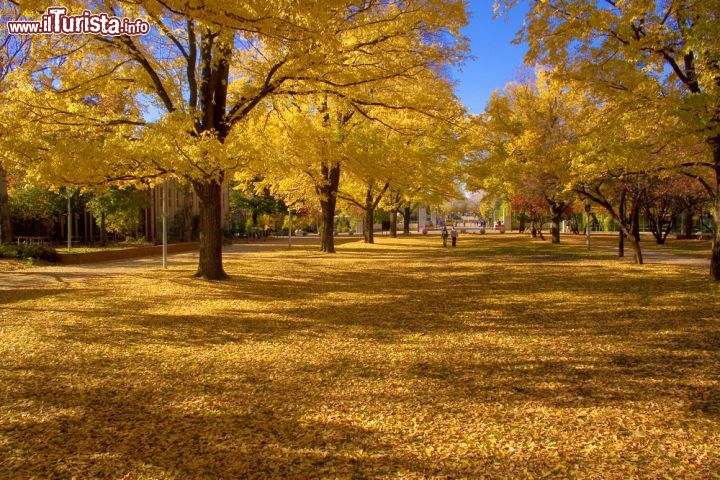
[441,226,449,247]
[450,227,458,247]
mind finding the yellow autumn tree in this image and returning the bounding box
[3,0,468,278]
[496,0,720,278]
[253,70,464,251]
[336,113,464,244]
[468,71,582,244]
[0,1,32,243]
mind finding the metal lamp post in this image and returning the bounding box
[67,189,72,251]
[585,200,592,251]
[288,208,292,249]
[162,181,168,268]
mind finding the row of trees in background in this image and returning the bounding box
[8,182,149,244]
[468,70,714,266]
[3,169,430,247]
[483,0,719,280]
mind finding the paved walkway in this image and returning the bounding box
[640,250,710,268]
[0,239,322,290]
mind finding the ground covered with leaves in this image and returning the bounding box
[1,235,719,478]
[0,260,27,272]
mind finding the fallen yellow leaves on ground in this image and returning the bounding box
[1,235,719,478]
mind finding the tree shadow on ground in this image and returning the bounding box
[1,235,719,477]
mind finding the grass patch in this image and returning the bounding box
[1,235,718,478]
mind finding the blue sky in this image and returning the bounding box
[451,1,529,114]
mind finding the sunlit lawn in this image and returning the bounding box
[1,235,719,478]
[56,244,148,254]
[0,259,30,272]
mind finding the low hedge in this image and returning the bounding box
[0,244,59,262]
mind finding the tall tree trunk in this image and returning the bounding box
[662,217,675,244]
[710,136,720,281]
[712,192,720,280]
[363,186,374,244]
[100,211,107,247]
[360,182,388,243]
[607,207,643,265]
[83,207,89,244]
[319,199,335,252]
[193,180,227,280]
[652,215,667,245]
[518,214,526,233]
[532,219,545,240]
[682,206,694,238]
[575,189,643,263]
[318,162,340,253]
[618,189,626,257]
[631,204,640,242]
[550,204,563,244]
[364,208,374,243]
[0,164,12,244]
[403,206,411,235]
[390,209,398,238]
[629,235,643,265]
[645,197,670,245]
[628,196,643,264]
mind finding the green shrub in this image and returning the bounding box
[0,244,19,259]
[21,244,59,262]
[0,244,59,262]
